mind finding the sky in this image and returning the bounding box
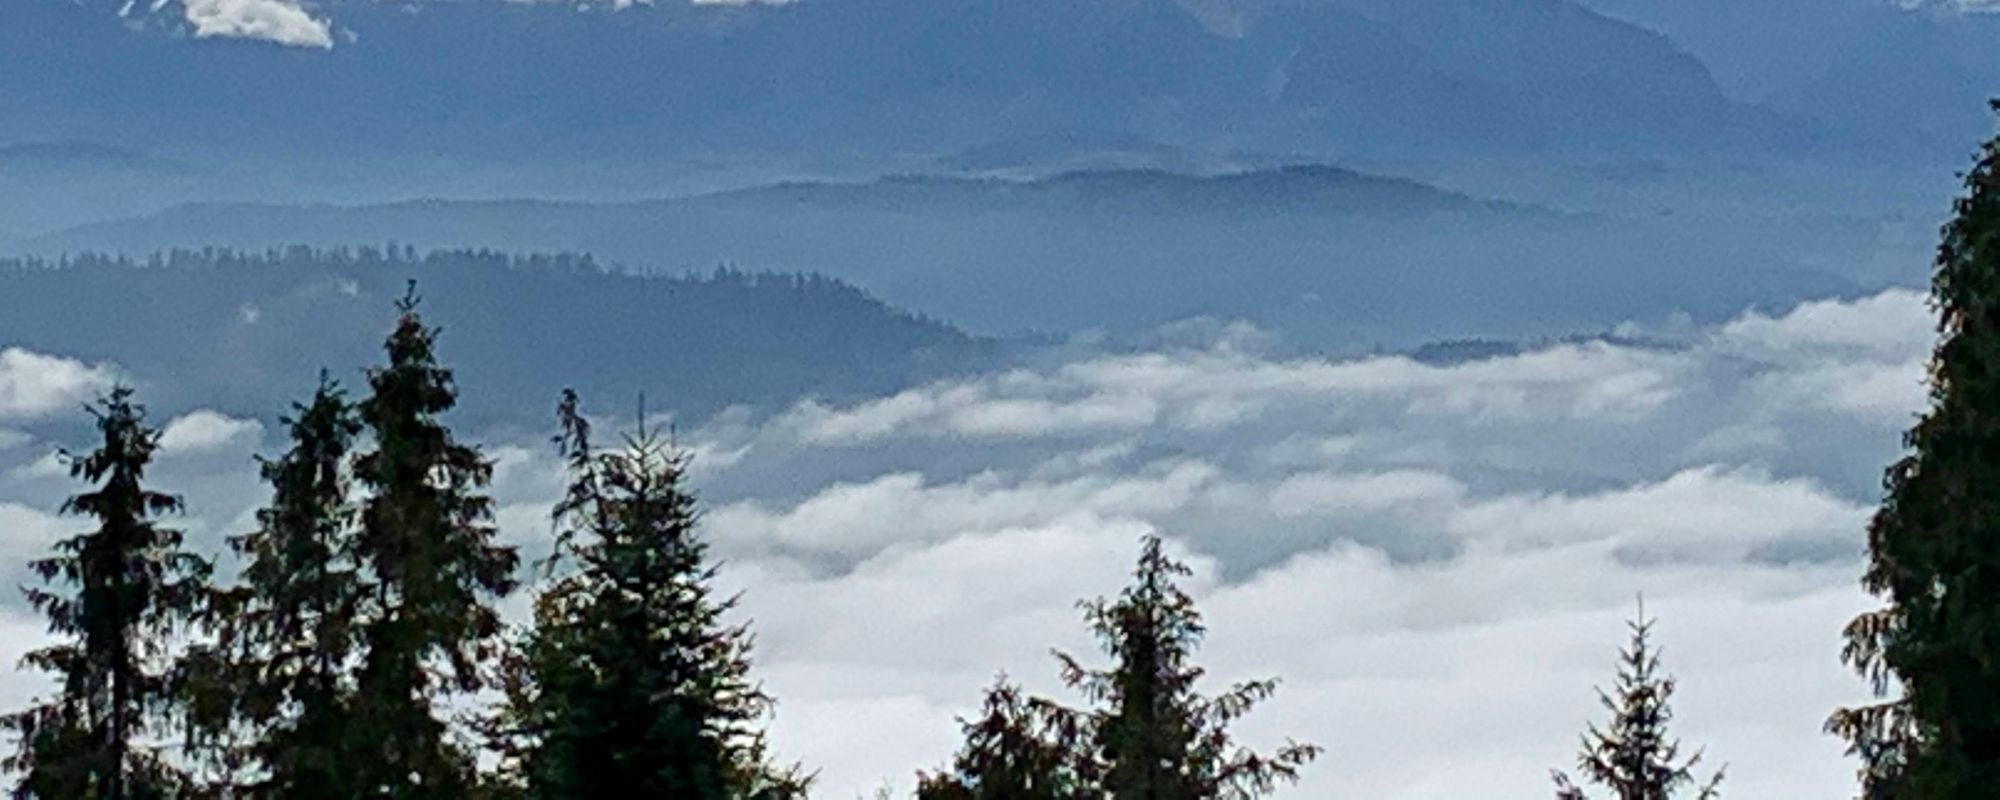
[0,285,1934,797]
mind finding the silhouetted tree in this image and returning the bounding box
[492,391,805,799]
[347,286,519,798]
[1553,602,1722,800]
[1054,536,1318,800]
[2,388,212,799]
[917,677,1091,800]
[183,377,365,798]
[1829,104,2000,799]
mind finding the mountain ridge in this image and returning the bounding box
[0,0,1818,166]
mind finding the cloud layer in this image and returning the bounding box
[0,348,116,421]
[0,288,1934,797]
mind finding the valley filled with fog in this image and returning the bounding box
[0,285,1930,795]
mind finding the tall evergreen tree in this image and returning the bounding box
[1829,105,2000,799]
[1553,603,1723,800]
[348,287,519,798]
[2,388,212,799]
[917,677,1091,800]
[493,391,804,799]
[1053,536,1318,800]
[184,378,365,798]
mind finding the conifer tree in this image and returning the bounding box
[1053,536,1318,800]
[493,391,804,799]
[1829,105,2000,799]
[2,388,212,799]
[348,287,520,798]
[916,677,1091,800]
[1553,602,1722,800]
[185,378,365,798]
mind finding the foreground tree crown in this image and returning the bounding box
[1554,602,1723,800]
[491,391,807,799]
[924,536,1320,800]
[4,388,212,799]
[1831,105,2000,798]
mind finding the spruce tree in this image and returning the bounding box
[348,287,519,798]
[916,677,1091,800]
[494,391,804,799]
[1053,536,1319,800]
[184,377,365,798]
[1552,603,1723,800]
[2,388,212,799]
[1829,105,2000,799]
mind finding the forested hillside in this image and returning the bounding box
[0,247,991,424]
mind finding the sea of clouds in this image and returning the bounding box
[0,287,1936,797]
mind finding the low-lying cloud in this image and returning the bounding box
[0,288,1935,797]
[0,348,116,421]
[158,409,264,456]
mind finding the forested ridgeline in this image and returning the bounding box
[0,246,994,426]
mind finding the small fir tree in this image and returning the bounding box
[916,677,1092,800]
[494,391,805,799]
[1054,536,1319,800]
[347,286,520,798]
[2,388,212,799]
[183,377,365,798]
[1553,602,1723,800]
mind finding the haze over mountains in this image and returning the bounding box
[21,167,1876,347]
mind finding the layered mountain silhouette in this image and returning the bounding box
[2,0,1806,165]
[23,167,1863,346]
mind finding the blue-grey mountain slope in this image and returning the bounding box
[27,167,1865,347]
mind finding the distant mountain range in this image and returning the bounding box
[698,165,1533,217]
[17,165,1867,347]
[1578,0,2000,152]
[0,0,1850,168]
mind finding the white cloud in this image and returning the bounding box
[1268,469,1464,517]
[1711,289,1931,363]
[181,0,334,49]
[0,502,68,565]
[0,349,117,421]
[688,288,1931,796]
[4,451,68,482]
[158,410,263,455]
[781,341,1687,447]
